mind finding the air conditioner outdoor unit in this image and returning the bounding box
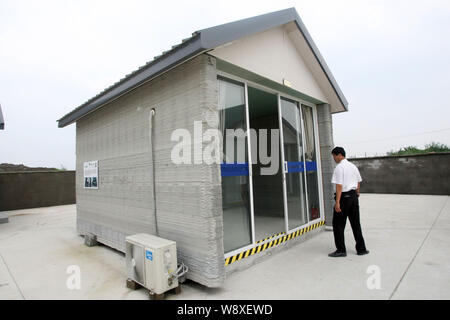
[125,233,186,298]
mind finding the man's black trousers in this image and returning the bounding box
[332,190,367,253]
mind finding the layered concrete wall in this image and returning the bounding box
[75,54,225,287]
[0,171,75,211]
[316,104,335,226]
[350,153,450,195]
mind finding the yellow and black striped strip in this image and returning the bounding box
[255,232,285,244]
[225,220,325,266]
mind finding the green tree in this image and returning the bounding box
[387,142,450,156]
[424,142,450,153]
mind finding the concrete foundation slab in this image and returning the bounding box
[0,213,8,224]
[0,194,449,300]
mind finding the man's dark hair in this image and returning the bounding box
[331,146,346,157]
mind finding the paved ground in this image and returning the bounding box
[0,194,449,300]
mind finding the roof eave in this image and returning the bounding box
[201,8,347,112]
[58,34,205,128]
[58,7,348,127]
[291,11,348,112]
[199,7,297,48]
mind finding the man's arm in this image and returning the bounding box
[335,184,342,212]
[332,166,344,213]
[356,166,362,197]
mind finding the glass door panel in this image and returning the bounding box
[280,98,308,229]
[301,105,321,221]
[219,78,252,253]
[248,86,285,241]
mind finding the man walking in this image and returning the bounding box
[328,147,369,257]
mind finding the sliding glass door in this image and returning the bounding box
[301,105,321,221]
[219,76,322,254]
[247,86,285,241]
[219,78,252,253]
[280,98,308,230]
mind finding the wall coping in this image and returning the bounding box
[349,152,450,161]
[0,170,75,175]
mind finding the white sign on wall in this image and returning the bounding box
[84,161,98,189]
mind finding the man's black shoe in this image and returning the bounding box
[357,250,370,256]
[328,251,347,257]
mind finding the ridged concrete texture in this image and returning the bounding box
[317,103,335,226]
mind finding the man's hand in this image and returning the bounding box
[356,190,360,197]
[334,202,342,213]
[335,184,342,212]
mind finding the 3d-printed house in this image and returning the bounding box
[57,8,347,288]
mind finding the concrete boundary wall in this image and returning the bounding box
[0,171,75,211]
[350,153,450,195]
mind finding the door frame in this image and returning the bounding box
[218,71,325,259]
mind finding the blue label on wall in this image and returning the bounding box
[145,250,153,261]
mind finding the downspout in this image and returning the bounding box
[149,107,159,236]
[149,106,189,282]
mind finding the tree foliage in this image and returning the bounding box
[387,142,450,156]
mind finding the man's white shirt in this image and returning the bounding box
[331,158,362,192]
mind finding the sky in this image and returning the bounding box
[1,0,449,169]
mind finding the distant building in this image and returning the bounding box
[57,8,347,288]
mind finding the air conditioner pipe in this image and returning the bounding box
[169,262,189,285]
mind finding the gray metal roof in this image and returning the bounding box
[58,7,348,128]
[0,104,4,130]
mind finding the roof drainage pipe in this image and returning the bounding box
[149,107,159,237]
[149,107,190,283]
